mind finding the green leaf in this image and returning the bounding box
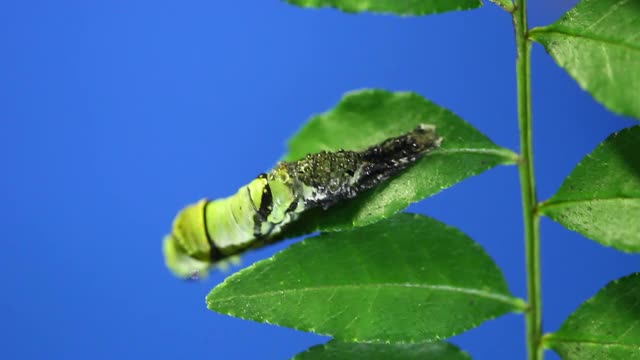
[540,126,640,252]
[545,273,640,359]
[530,0,640,119]
[293,340,471,360]
[284,0,482,16]
[280,89,516,236]
[207,213,525,343]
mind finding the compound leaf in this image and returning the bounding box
[207,213,524,343]
[293,340,472,360]
[530,0,640,119]
[280,89,516,236]
[284,0,482,16]
[545,273,640,359]
[540,126,640,252]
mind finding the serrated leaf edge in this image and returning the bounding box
[290,341,473,360]
[283,0,483,17]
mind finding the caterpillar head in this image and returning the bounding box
[163,199,213,279]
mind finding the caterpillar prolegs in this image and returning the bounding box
[163,124,443,279]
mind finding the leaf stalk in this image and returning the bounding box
[513,1,543,359]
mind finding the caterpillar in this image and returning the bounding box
[163,124,443,279]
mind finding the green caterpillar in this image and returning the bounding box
[164,124,443,279]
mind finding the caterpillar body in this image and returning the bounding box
[164,124,442,279]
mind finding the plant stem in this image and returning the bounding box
[513,1,543,359]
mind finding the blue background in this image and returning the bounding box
[2,1,638,359]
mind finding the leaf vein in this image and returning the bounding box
[530,28,640,53]
[431,147,517,161]
[211,283,521,308]
[540,196,640,212]
[585,0,630,32]
[548,336,640,350]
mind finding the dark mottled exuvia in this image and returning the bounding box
[283,124,443,208]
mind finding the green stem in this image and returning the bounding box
[513,1,543,359]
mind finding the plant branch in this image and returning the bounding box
[513,1,543,359]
